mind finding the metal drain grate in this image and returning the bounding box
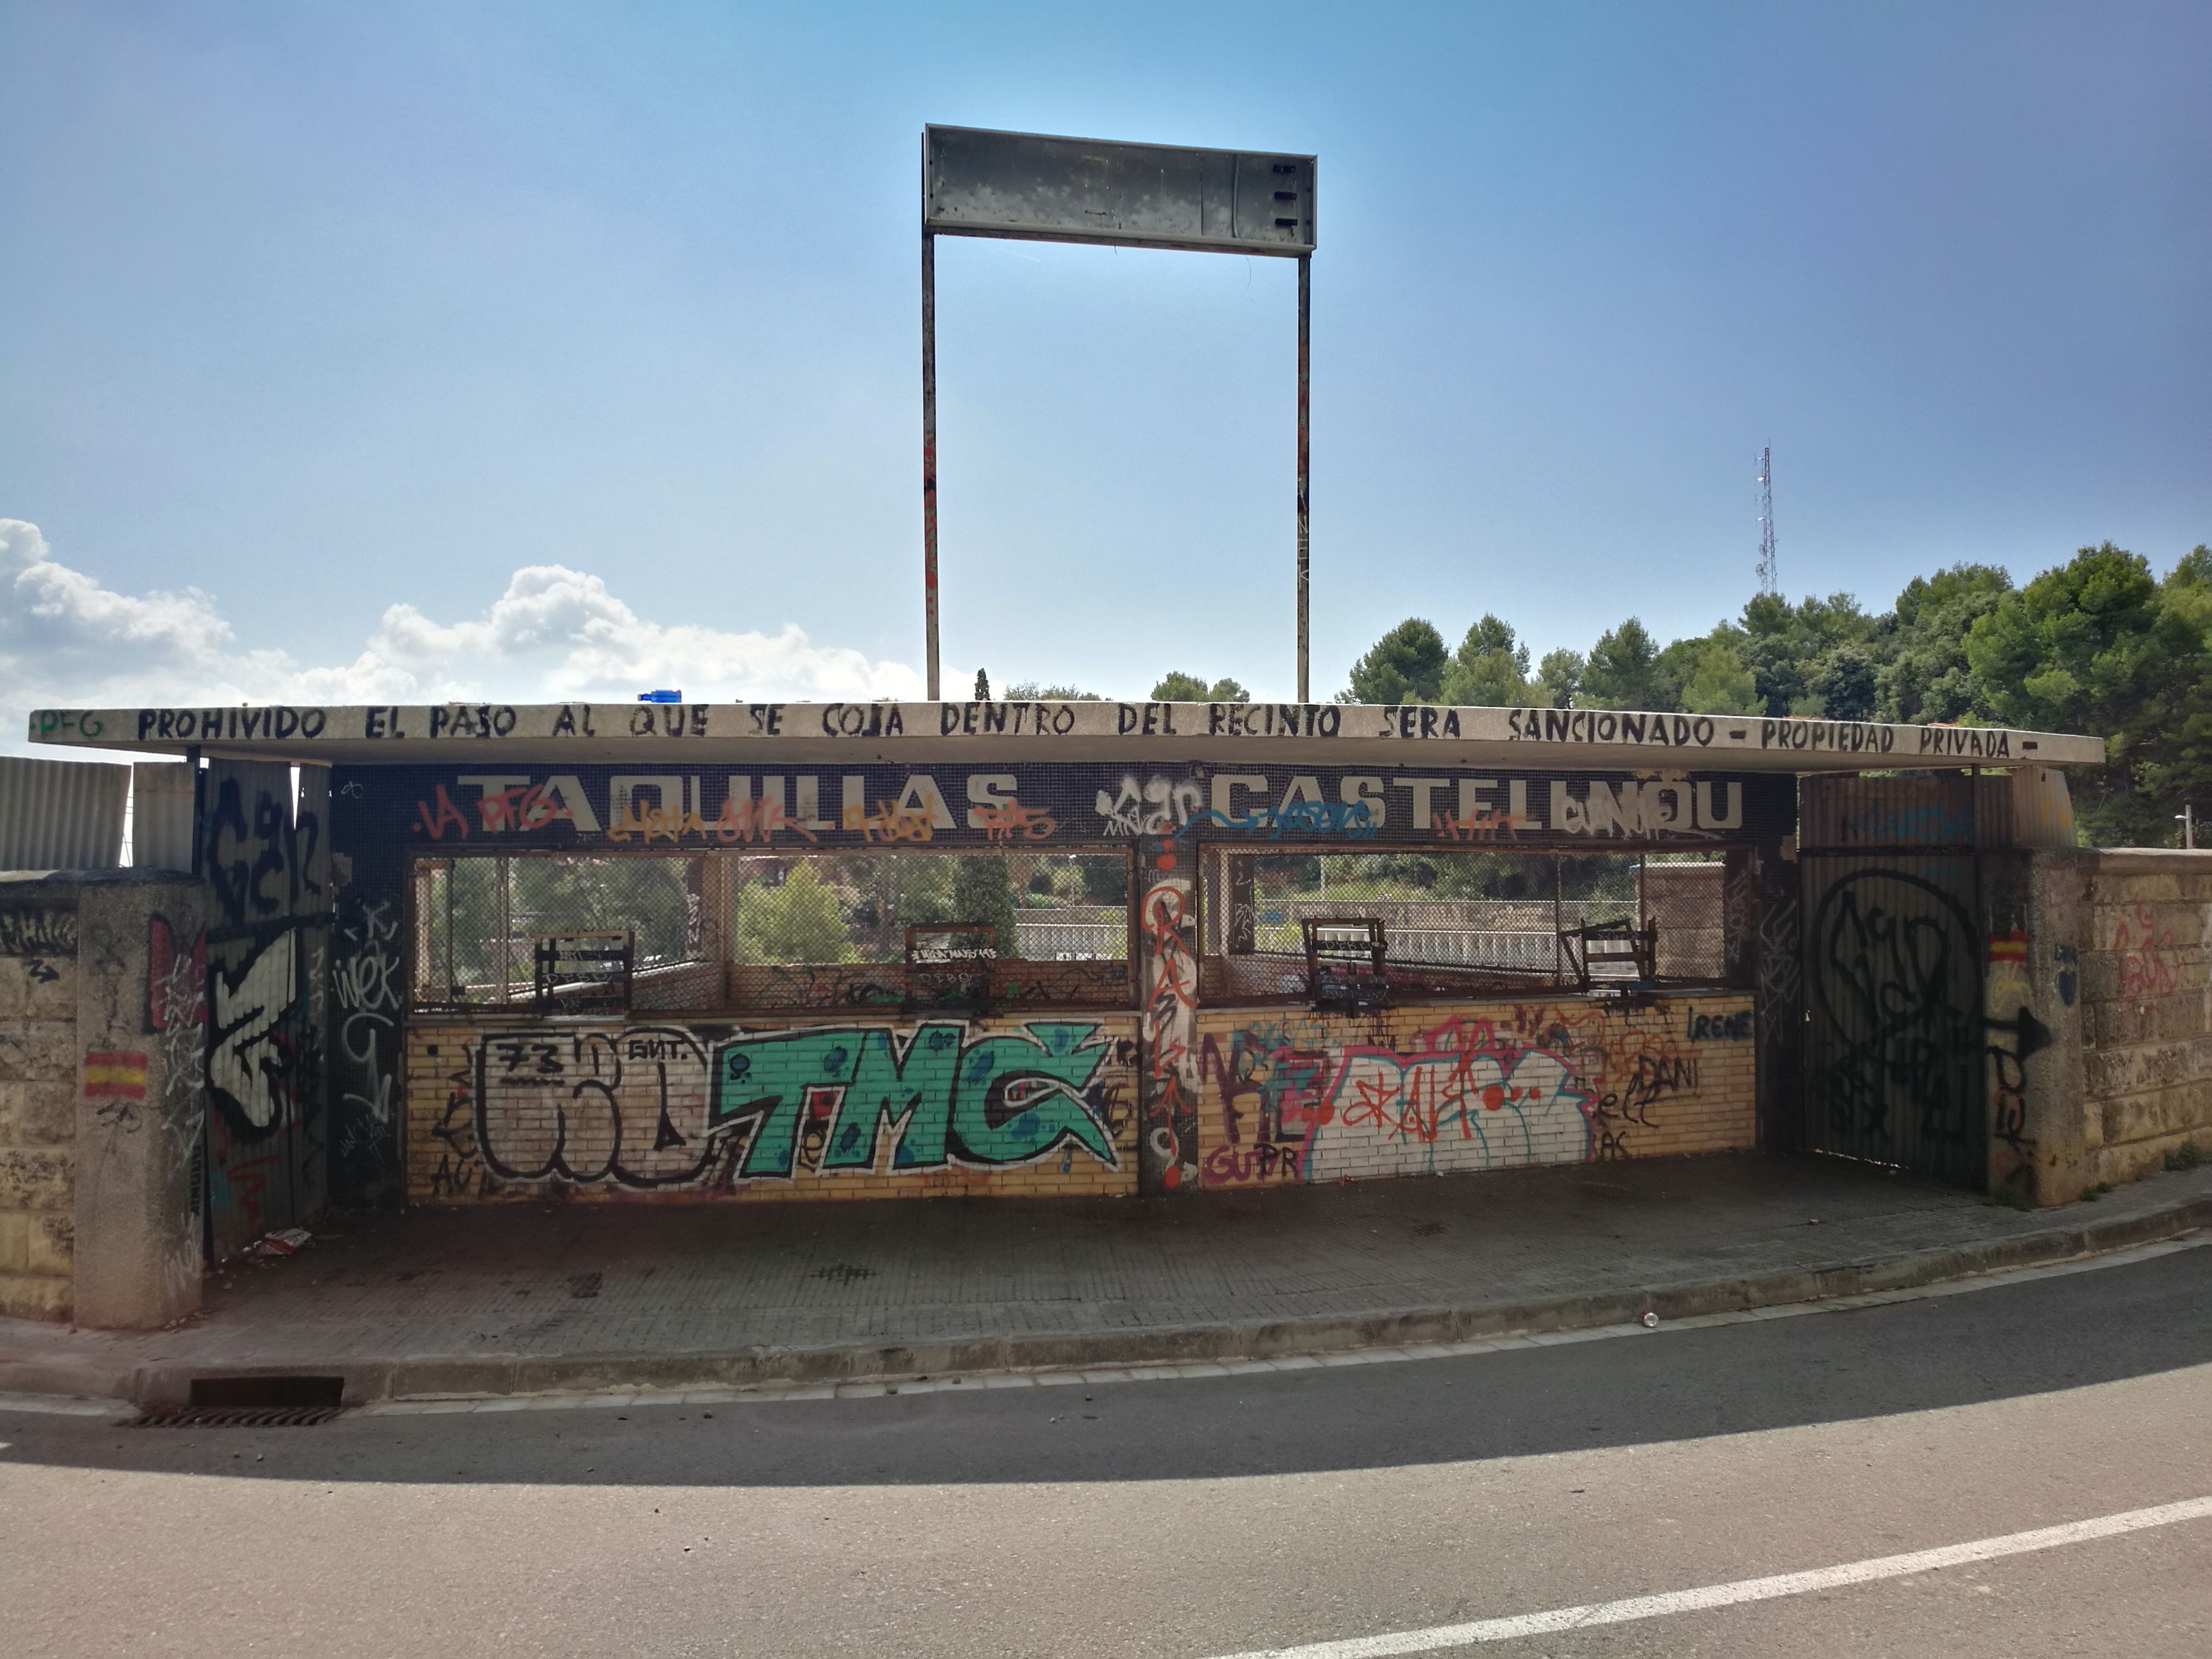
[129,1373,350,1426]
[128,1404,346,1428]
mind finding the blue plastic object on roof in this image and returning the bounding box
[637,690,682,703]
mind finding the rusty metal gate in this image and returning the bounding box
[1801,853,1984,1186]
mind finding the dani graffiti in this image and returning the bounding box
[416,1017,1137,1199]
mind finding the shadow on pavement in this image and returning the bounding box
[3,1244,2207,1489]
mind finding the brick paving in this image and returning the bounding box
[4,1152,2210,1398]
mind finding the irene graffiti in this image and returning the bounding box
[411,1016,1139,1200]
[1195,999,1752,1186]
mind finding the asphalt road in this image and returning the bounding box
[3,1248,2209,1657]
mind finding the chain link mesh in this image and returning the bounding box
[1198,849,1729,1000]
[412,847,1727,1013]
[411,850,1130,1013]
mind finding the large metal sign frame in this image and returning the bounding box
[921,125,1319,701]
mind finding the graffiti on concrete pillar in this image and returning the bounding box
[1138,841,1200,1191]
[1985,928,2051,1195]
[145,913,210,1240]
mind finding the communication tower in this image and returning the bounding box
[1756,447,1778,596]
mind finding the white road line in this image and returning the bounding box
[1205,1496,2212,1658]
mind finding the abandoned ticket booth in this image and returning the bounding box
[25,700,2104,1245]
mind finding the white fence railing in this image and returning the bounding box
[1016,920,1126,959]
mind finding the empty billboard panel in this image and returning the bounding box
[924,125,1314,255]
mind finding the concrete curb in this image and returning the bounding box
[9,1193,2211,1408]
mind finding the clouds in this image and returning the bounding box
[1,518,923,748]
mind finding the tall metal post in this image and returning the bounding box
[186,744,203,877]
[1296,251,1312,704]
[922,225,941,701]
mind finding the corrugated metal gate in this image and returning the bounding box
[1802,856,1983,1182]
[1800,773,1987,1186]
[202,760,331,1258]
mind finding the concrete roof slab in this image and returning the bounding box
[26,700,2102,773]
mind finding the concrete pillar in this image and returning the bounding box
[1975,848,2092,1204]
[1752,843,1804,1153]
[1136,837,1199,1194]
[72,878,206,1328]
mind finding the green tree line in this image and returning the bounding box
[1329,541,2212,846]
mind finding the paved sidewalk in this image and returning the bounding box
[5,1153,2211,1405]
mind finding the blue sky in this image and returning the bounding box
[3,0,2208,726]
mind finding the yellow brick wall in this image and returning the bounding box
[1194,995,1757,1189]
[406,1012,1139,1204]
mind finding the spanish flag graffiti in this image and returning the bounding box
[83,1050,149,1100]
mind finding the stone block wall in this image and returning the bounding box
[406,1012,1141,1203]
[1193,993,1758,1189]
[0,877,208,1325]
[2078,850,2212,1183]
[0,903,80,1318]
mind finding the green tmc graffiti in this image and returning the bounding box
[709,1021,1118,1178]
